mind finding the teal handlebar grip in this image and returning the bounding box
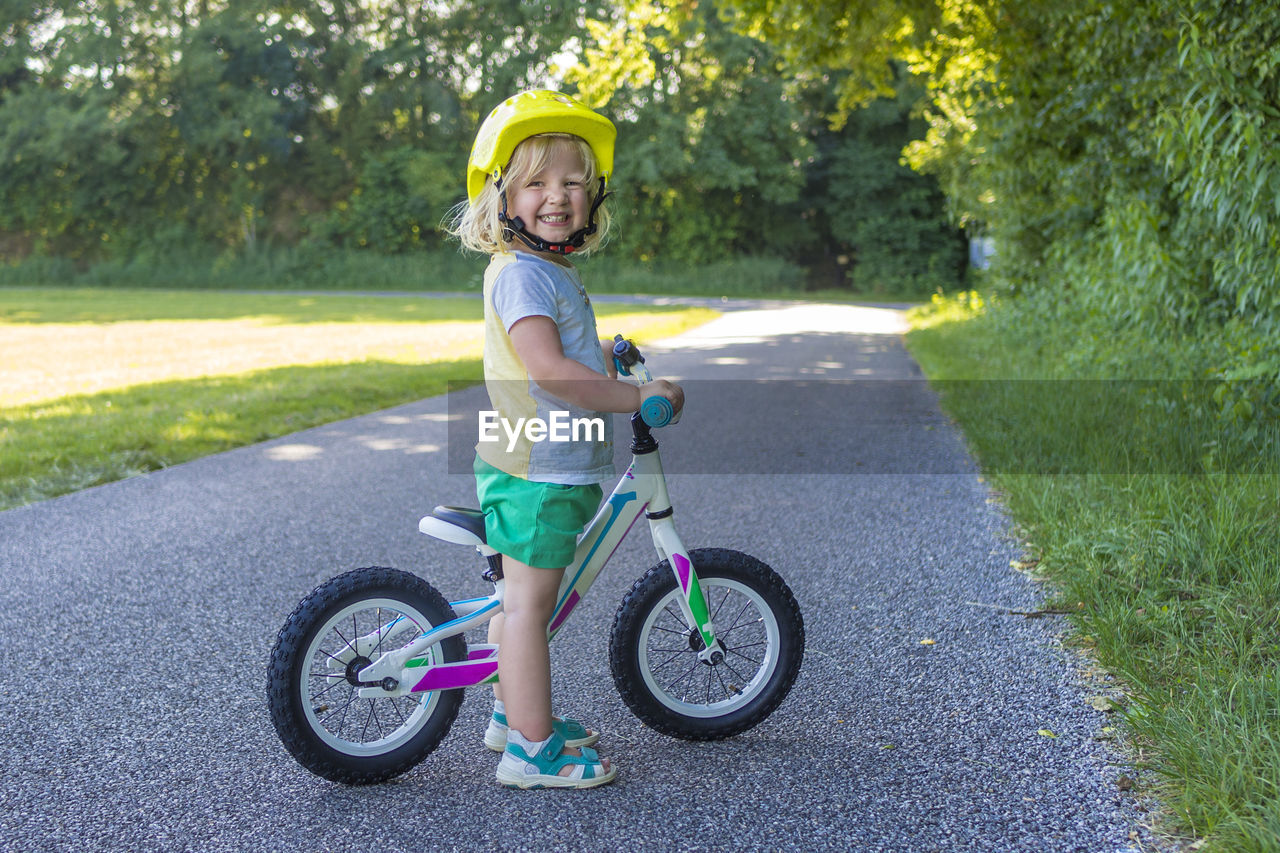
[640,395,675,428]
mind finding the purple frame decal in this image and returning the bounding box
[548,591,580,634]
[673,553,692,590]
[412,660,499,692]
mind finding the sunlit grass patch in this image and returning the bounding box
[0,288,717,510]
[3,318,486,406]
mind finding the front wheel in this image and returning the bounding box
[609,548,804,740]
[266,567,465,784]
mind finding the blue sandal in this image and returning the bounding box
[496,730,617,789]
[484,711,599,752]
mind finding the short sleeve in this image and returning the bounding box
[491,262,560,333]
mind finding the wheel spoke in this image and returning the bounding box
[331,691,358,732]
[721,599,755,635]
[661,601,685,627]
[317,646,347,664]
[713,662,734,699]
[648,648,689,672]
[309,670,350,681]
[662,658,701,698]
[332,626,356,656]
[309,678,350,702]
[719,657,753,687]
[728,639,767,656]
[723,614,765,635]
[711,584,732,617]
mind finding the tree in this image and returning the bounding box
[571,1,810,265]
[0,0,607,259]
[572,1,963,291]
[719,0,1280,332]
[807,69,965,292]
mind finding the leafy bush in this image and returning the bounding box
[906,1,1280,349]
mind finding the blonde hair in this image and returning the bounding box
[446,133,612,256]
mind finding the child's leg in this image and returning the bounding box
[497,555,563,741]
[498,555,610,776]
[485,588,599,751]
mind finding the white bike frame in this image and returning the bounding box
[351,418,723,700]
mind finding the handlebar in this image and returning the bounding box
[613,334,677,428]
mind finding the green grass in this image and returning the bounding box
[905,293,1280,851]
[0,288,717,510]
[0,246,486,292]
[3,361,478,508]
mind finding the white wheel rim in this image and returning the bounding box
[300,597,445,756]
[637,578,781,718]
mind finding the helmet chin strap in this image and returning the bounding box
[497,178,610,255]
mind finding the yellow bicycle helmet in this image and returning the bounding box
[467,89,616,205]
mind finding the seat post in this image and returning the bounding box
[483,553,504,582]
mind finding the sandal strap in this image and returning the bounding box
[535,732,568,764]
[491,712,586,732]
[491,712,592,740]
[553,717,590,739]
[509,734,606,780]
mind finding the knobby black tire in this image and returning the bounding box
[266,567,465,784]
[609,548,804,740]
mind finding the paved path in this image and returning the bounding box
[0,302,1152,852]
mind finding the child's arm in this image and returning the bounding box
[510,317,682,414]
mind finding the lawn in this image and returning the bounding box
[0,288,717,510]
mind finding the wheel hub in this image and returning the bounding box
[686,630,726,666]
[344,655,372,686]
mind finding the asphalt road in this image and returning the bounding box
[0,301,1156,852]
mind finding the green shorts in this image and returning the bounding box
[473,456,603,569]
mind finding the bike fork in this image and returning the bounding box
[648,516,725,664]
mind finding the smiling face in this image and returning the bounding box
[504,136,591,253]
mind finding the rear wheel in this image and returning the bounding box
[266,567,465,784]
[609,549,804,739]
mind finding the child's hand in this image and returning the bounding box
[641,379,684,418]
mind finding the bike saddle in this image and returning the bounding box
[419,505,487,547]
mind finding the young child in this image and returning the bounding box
[448,90,683,789]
